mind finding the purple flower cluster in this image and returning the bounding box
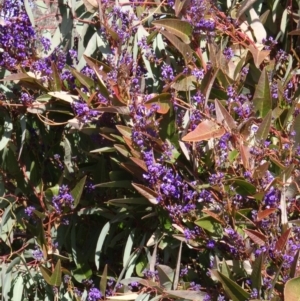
[52,185,74,213]
[223,47,234,60]
[161,64,175,82]
[72,99,100,123]
[32,248,43,261]
[88,288,102,301]
[25,206,35,217]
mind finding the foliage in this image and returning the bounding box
[0,0,300,300]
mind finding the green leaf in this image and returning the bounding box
[51,62,62,91]
[293,113,300,148]
[107,197,148,206]
[253,68,272,117]
[73,262,93,283]
[94,181,132,188]
[70,67,95,90]
[156,265,174,290]
[251,253,263,292]
[100,264,108,296]
[50,259,62,286]
[211,270,250,301]
[256,110,272,143]
[6,257,21,273]
[160,31,193,64]
[152,19,192,44]
[164,290,206,301]
[228,178,256,196]
[284,276,300,301]
[0,112,13,151]
[194,216,223,236]
[95,221,110,270]
[123,229,135,268]
[71,176,87,208]
[39,265,52,285]
[174,0,187,16]
[24,0,35,27]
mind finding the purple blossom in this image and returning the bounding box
[88,288,102,301]
[32,248,43,261]
[161,64,175,82]
[223,47,234,60]
[52,185,74,213]
[24,206,35,217]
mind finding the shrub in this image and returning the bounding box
[0,0,299,300]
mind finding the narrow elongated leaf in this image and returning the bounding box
[244,229,266,246]
[123,229,136,268]
[156,265,174,290]
[116,125,132,138]
[215,99,236,130]
[228,179,256,196]
[106,294,139,300]
[107,198,148,206]
[131,183,159,205]
[174,0,187,16]
[152,19,192,44]
[257,208,277,221]
[51,62,62,91]
[48,91,79,103]
[0,112,13,151]
[94,181,132,188]
[182,120,225,142]
[194,216,223,235]
[160,31,193,63]
[256,110,272,142]
[70,67,95,90]
[251,253,263,292]
[173,241,182,290]
[253,68,272,117]
[290,250,300,278]
[96,107,130,115]
[211,270,250,301]
[275,228,291,253]
[95,222,110,270]
[71,176,87,208]
[6,257,21,273]
[39,265,52,285]
[284,276,300,301]
[100,264,108,296]
[50,259,62,286]
[165,290,206,301]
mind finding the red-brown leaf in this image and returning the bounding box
[257,208,277,221]
[182,120,225,142]
[275,228,291,253]
[244,229,267,246]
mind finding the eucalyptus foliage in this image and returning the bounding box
[0,0,300,300]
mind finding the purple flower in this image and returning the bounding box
[25,206,35,217]
[40,37,51,52]
[32,248,43,261]
[190,282,201,291]
[223,47,234,60]
[206,239,215,249]
[180,266,188,277]
[88,288,102,301]
[52,185,74,213]
[161,64,175,82]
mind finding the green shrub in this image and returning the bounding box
[0,0,299,300]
